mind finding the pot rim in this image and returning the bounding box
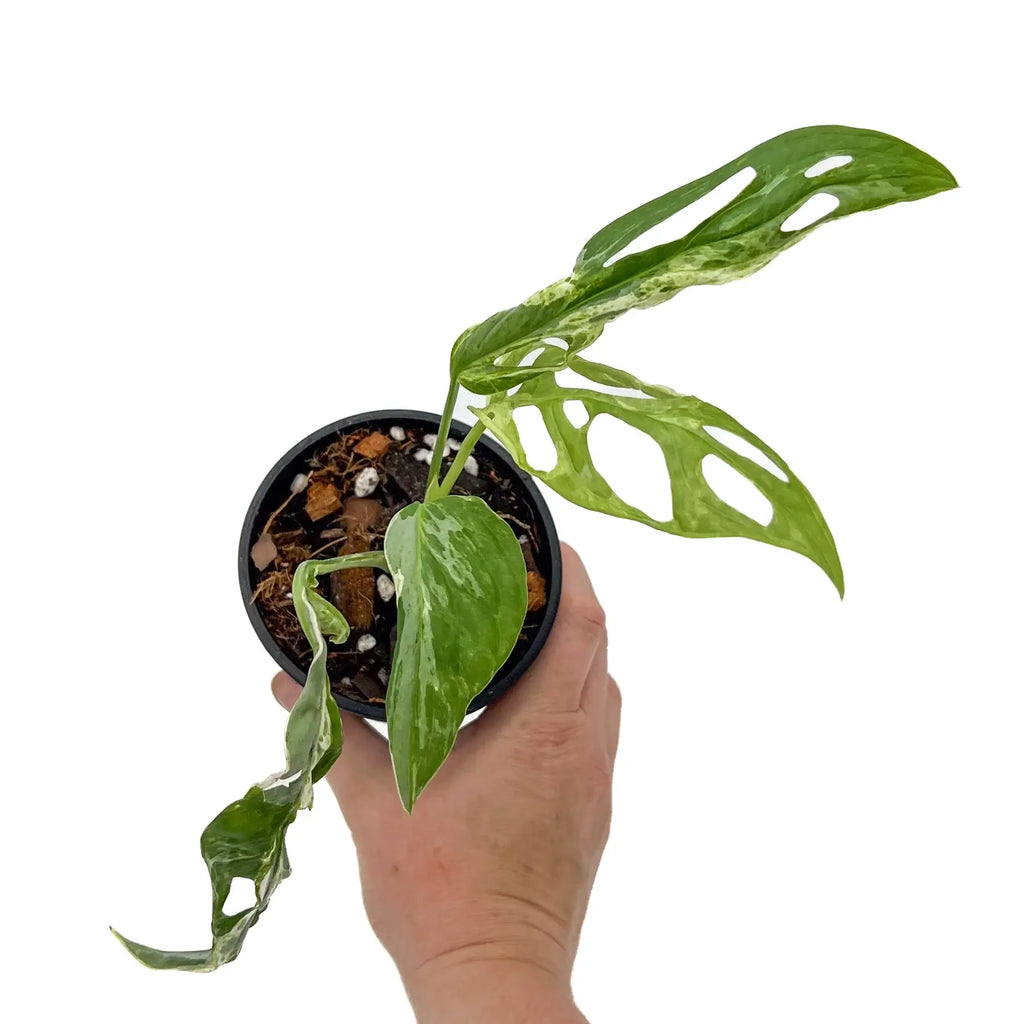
[238,409,563,721]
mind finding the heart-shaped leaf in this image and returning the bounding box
[384,496,527,811]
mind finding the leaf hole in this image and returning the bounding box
[520,347,551,367]
[223,876,257,916]
[541,337,569,350]
[588,413,674,522]
[804,154,853,178]
[700,454,773,525]
[563,400,590,428]
[507,347,551,396]
[512,405,559,473]
[703,426,787,481]
[556,366,647,399]
[780,193,840,233]
[607,166,757,265]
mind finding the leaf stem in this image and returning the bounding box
[435,417,486,498]
[297,551,391,576]
[425,377,460,502]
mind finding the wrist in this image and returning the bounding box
[406,958,586,1024]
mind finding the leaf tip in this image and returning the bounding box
[109,926,152,966]
[934,161,959,193]
[824,554,845,599]
[397,784,416,815]
[395,769,420,814]
[823,552,845,600]
[391,745,428,814]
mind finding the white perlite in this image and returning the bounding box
[463,455,479,477]
[378,667,390,685]
[356,634,377,652]
[413,448,432,462]
[389,425,406,441]
[353,466,379,497]
[423,433,455,456]
[376,574,396,601]
[289,473,308,493]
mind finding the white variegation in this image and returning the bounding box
[383,497,527,811]
[118,123,955,975]
[451,125,956,394]
[112,550,387,971]
[472,355,844,596]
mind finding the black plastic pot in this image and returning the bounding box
[238,410,562,721]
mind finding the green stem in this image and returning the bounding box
[425,377,460,502]
[297,551,390,577]
[435,417,486,498]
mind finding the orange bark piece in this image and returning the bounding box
[519,537,538,573]
[306,475,341,521]
[330,527,376,631]
[342,497,382,532]
[354,431,391,459]
[526,571,547,612]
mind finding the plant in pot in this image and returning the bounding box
[113,125,955,971]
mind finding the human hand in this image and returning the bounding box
[272,543,620,1024]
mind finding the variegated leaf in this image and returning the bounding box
[452,125,956,393]
[472,354,844,595]
[111,552,387,970]
[384,496,527,811]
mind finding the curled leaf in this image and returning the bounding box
[112,552,387,971]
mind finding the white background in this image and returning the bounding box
[1,3,1020,1021]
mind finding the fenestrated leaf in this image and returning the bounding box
[472,354,844,595]
[384,496,527,811]
[452,125,956,393]
[112,551,385,971]
[572,124,955,274]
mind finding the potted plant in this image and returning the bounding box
[113,125,956,971]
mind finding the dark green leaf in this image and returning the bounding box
[471,354,844,595]
[384,496,527,811]
[453,125,956,392]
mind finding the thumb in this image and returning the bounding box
[271,670,302,711]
